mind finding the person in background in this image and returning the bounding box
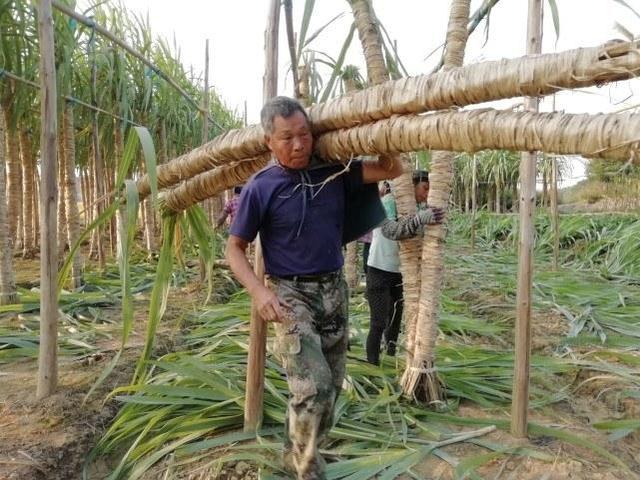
[365,171,443,365]
[358,230,372,276]
[215,185,243,229]
[225,96,402,480]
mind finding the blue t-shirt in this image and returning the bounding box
[230,158,364,277]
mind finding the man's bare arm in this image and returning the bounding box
[225,235,285,322]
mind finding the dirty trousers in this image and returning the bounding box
[269,273,349,480]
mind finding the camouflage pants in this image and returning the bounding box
[269,272,349,480]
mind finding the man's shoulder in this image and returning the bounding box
[244,163,282,191]
[253,162,281,180]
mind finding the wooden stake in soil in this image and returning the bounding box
[244,0,280,433]
[511,0,543,438]
[36,0,59,400]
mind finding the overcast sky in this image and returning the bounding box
[117,0,640,184]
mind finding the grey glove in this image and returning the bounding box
[417,207,445,225]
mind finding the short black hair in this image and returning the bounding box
[233,185,243,195]
[260,96,310,135]
[412,170,429,185]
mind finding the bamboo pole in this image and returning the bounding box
[199,39,210,283]
[202,39,210,143]
[36,0,59,400]
[136,38,640,199]
[244,0,280,433]
[511,0,543,438]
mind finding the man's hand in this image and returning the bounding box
[253,284,288,323]
[417,207,445,225]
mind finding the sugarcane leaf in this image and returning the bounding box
[133,126,157,202]
[296,0,316,59]
[546,0,560,43]
[302,12,344,50]
[133,214,177,383]
[319,23,356,104]
[611,0,640,19]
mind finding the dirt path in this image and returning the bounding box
[0,279,203,480]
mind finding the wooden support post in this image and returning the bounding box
[244,0,280,432]
[244,239,267,431]
[36,0,59,400]
[511,0,542,437]
[470,154,477,250]
[199,39,210,283]
[202,39,210,142]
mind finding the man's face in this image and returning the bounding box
[265,111,313,170]
[414,181,429,204]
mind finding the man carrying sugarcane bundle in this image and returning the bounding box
[226,96,402,480]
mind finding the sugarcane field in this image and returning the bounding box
[2,0,640,478]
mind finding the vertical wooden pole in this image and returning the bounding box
[244,100,248,127]
[244,0,280,432]
[511,0,542,437]
[202,39,210,143]
[470,154,477,250]
[199,39,210,282]
[36,0,59,399]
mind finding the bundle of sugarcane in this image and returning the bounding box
[136,39,640,212]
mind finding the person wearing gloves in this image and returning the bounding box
[365,170,444,365]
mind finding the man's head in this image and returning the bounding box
[261,96,313,170]
[412,170,429,204]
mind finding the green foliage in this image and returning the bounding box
[1,0,241,185]
[451,213,640,282]
[133,213,177,383]
[0,262,159,363]
[88,285,635,478]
